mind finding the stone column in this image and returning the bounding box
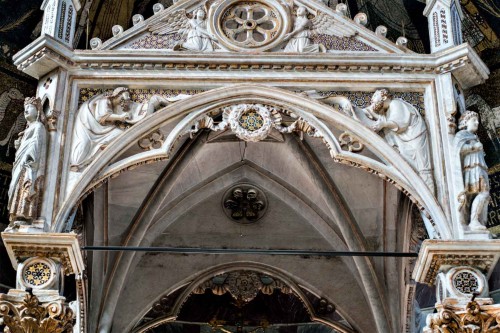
[0,232,85,333]
[413,240,500,332]
[423,0,462,53]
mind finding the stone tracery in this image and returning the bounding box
[0,0,498,332]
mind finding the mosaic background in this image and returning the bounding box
[128,32,378,52]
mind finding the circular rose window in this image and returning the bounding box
[209,0,291,52]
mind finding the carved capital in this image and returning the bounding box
[424,299,500,333]
[0,292,74,333]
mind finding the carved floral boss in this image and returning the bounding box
[223,184,267,223]
[223,3,279,48]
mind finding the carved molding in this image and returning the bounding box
[1,232,85,277]
[0,292,74,333]
[412,240,500,286]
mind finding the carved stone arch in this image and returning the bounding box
[92,135,390,333]
[128,262,357,333]
[55,84,451,239]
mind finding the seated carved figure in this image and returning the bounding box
[454,111,490,231]
[8,97,47,224]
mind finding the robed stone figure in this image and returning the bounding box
[364,89,434,192]
[70,87,190,171]
[8,97,47,224]
[454,111,490,230]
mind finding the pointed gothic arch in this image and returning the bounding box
[55,84,452,239]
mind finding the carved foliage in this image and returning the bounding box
[192,271,293,306]
[187,104,323,143]
[0,293,74,333]
[425,301,500,333]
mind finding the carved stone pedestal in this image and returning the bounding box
[413,240,500,333]
[0,232,85,333]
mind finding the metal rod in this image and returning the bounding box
[82,246,418,257]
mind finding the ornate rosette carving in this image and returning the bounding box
[224,104,277,142]
[192,271,293,305]
[209,0,291,52]
[21,257,58,289]
[222,184,267,223]
[449,267,486,297]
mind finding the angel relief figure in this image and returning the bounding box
[149,8,219,51]
[283,6,355,53]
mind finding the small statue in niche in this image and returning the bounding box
[454,111,490,231]
[8,97,47,224]
[149,8,219,51]
[70,87,190,170]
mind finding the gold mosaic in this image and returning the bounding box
[239,110,264,131]
[23,262,52,287]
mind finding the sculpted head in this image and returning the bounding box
[108,87,131,111]
[23,97,42,123]
[371,89,391,113]
[196,9,206,20]
[297,6,307,17]
[458,111,479,133]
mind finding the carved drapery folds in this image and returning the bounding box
[70,88,191,171]
[307,89,435,192]
[454,111,490,231]
[8,97,47,226]
[0,293,74,333]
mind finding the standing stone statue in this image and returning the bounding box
[454,111,490,230]
[363,89,435,192]
[8,97,47,224]
[70,87,190,171]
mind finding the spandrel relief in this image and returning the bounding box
[307,89,435,192]
[8,97,47,226]
[70,88,191,171]
[149,8,220,51]
[125,0,378,52]
[454,111,490,231]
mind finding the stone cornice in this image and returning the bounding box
[1,232,85,276]
[12,38,489,88]
[412,240,500,286]
[12,35,74,79]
